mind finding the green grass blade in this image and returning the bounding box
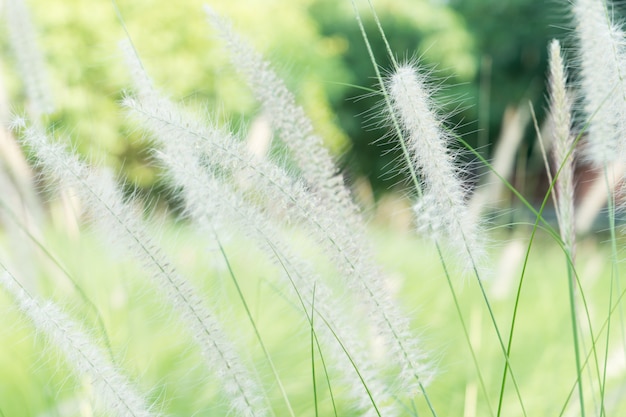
[559,278,626,416]
[600,166,619,417]
[265,241,339,417]
[310,284,319,417]
[493,124,587,416]
[435,244,495,417]
[216,237,287,417]
[0,197,115,362]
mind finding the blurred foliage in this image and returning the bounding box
[448,0,566,148]
[1,0,569,199]
[1,0,352,191]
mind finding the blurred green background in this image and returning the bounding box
[1,0,565,199]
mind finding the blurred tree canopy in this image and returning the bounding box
[1,0,567,200]
[448,0,566,145]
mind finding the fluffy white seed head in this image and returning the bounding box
[5,0,54,117]
[14,120,269,417]
[204,5,363,231]
[548,39,576,258]
[388,64,485,275]
[0,271,157,417]
[573,0,626,165]
[123,49,433,398]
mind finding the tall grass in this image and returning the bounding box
[1,0,626,416]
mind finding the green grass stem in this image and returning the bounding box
[216,237,290,417]
[0,197,115,361]
[266,241,339,417]
[310,284,319,417]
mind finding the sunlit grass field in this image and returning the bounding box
[1,218,624,416]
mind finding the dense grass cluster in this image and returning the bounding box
[1,0,626,416]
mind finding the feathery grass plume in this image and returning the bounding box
[162,163,399,416]
[12,118,269,417]
[116,42,397,410]
[387,63,484,274]
[204,6,360,225]
[548,40,576,259]
[547,40,587,415]
[157,141,398,416]
[573,0,626,165]
[152,117,398,415]
[4,0,54,117]
[0,269,157,417]
[574,4,626,410]
[158,146,397,415]
[122,40,433,399]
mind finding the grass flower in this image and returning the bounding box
[12,118,269,417]
[547,39,587,415]
[4,0,54,117]
[0,269,157,417]
[204,6,360,226]
[387,63,484,275]
[125,52,432,403]
[121,41,416,413]
[548,39,576,258]
[573,0,626,165]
